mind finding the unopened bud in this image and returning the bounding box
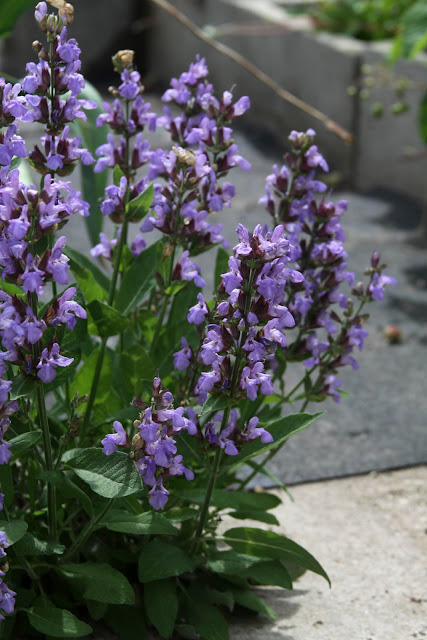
[46,14,57,34]
[371,251,380,269]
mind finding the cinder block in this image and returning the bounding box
[355,43,427,201]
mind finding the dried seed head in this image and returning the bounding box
[172,146,196,167]
[47,0,74,24]
[117,49,134,67]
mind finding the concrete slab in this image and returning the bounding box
[89,466,427,639]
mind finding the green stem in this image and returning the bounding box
[193,448,223,544]
[80,217,129,441]
[62,498,114,561]
[30,291,57,537]
[36,384,57,538]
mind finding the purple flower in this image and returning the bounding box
[148,478,170,510]
[242,417,273,444]
[187,293,208,325]
[91,232,119,261]
[101,421,128,455]
[21,255,44,294]
[368,272,397,301]
[173,337,192,371]
[36,343,73,383]
[45,236,70,284]
[49,287,87,330]
[173,251,206,288]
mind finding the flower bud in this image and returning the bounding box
[46,13,58,34]
[371,251,380,269]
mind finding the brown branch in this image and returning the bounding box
[148,0,353,144]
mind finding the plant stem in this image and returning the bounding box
[80,217,129,440]
[36,383,57,538]
[193,448,222,545]
[29,291,57,538]
[62,498,114,561]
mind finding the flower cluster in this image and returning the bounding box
[92,55,251,294]
[141,57,251,255]
[102,378,196,509]
[177,223,302,405]
[23,2,96,175]
[0,287,85,383]
[204,410,272,456]
[0,531,15,621]
[259,128,396,401]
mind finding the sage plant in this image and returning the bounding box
[0,2,396,639]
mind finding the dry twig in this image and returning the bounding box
[148,0,353,143]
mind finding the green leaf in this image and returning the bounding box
[0,0,34,38]
[392,0,427,59]
[119,347,156,395]
[163,507,198,523]
[70,345,112,403]
[58,562,135,605]
[70,81,108,246]
[231,587,276,618]
[38,470,93,516]
[65,252,107,304]
[86,599,108,622]
[64,246,109,292]
[100,510,178,535]
[223,412,324,471]
[105,604,146,640]
[176,488,281,512]
[185,599,229,640]
[207,550,264,576]
[138,541,194,582]
[125,183,154,220]
[66,448,143,499]
[144,579,177,639]
[238,559,293,590]
[0,520,28,545]
[244,459,294,501]
[14,533,65,556]
[0,465,14,508]
[165,280,189,296]
[200,394,238,417]
[214,247,230,289]
[27,607,92,638]
[418,91,427,144]
[113,164,125,186]
[9,375,38,401]
[88,300,128,337]
[229,510,280,526]
[115,240,159,315]
[222,528,330,585]
[9,431,42,458]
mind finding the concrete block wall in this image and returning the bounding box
[148,0,427,201]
